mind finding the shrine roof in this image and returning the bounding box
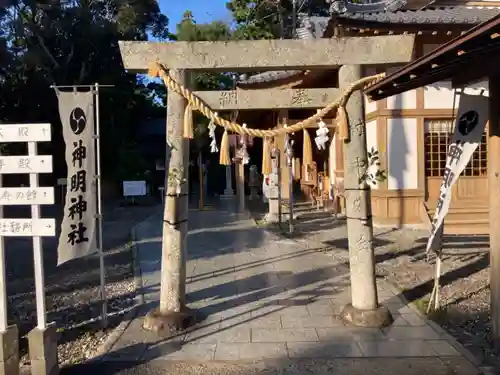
[365,13,500,100]
[237,4,500,87]
[335,6,500,25]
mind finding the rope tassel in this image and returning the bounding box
[303,129,313,168]
[219,129,231,165]
[183,103,194,139]
[262,137,272,175]
[336,106,349,142]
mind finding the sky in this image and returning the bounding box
[159,0,231,32]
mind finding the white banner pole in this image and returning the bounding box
[29,141,47,330]
[0,158,7,332]
[94,83,107,328]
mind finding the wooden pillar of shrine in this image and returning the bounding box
[489,74,500,346]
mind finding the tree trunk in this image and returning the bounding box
[160,69,189,313]
[339,65,379,311]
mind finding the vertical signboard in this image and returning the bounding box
[56,91,97,265]
[0,123,55,342]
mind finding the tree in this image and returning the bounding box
[174,11,233,91]
[0,0,170,185]
[226,0,329,40]
[174,11,234,159]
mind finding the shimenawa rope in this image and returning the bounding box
[148,61,385,139]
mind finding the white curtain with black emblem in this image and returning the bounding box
[56,91,97,265]
[426,93,489,254]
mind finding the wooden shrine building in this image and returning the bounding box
[235,0,500,234]
[363,9,500,350]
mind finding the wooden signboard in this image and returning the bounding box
[0,187,54,205]
[0,123,51,143]
[0,156,53,174]
[0,218,56,237]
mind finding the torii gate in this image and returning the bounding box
[118,35,415,334]
[196,87,342,221]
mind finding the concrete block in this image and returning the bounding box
[146,343,216,361]
[0,325,19,375]
[281,315,344,329]
[214,343,287,360]
[400,313,427,326]
[381,326,441,340]
[427,340,461,356]
[251,328,319,343]
[357,340,436,357]
[246,314,282,328]
[316,327,384,342]
[185,325,250,343]
[306,300,336,316]
[28,326,59,375]
[287,341,363,358]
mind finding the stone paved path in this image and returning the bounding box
[90,206,485,375]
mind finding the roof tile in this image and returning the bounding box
[237,5,500,86]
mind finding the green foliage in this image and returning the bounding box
[0,0,333,183]
[226,0,329,40]
[173,11,234,154]
[0,0,170,181]
[174,11,233,91]
[111,142,149,181]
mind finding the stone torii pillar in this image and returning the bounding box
[339,65,392,327]
[143,69,193,333]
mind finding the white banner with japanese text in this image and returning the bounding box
[56,91,97,265]
[426,93,489,254]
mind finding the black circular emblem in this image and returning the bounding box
[69,107,86,135]
[458,110,479,136]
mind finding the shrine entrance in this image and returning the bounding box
[118,34,416,332]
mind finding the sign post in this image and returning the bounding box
[0,123,57,375]
[123,180,147,205]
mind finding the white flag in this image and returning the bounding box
[426,93,489,254]
[56,91,97,265]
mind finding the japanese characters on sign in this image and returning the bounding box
[431,140,464,233]
[426,94,489,254]
[0,155,52,174]
[56,91,96,265]
[0,187,54,205]
[0,123,56,238]
[0,219,55,237]
[0,123,51,143]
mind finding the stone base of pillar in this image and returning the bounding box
[265,198,280,223]
[249,187,259,201]
[143,306,197,337]
[340,303,393,328]
[0,325,19,375]
[28,325,59,375]
[264,212,280,223]
[221,188,235,198]
[279,213,298,221]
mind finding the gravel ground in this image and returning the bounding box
[5,201,160,367]
[248,202,499,371]
[372,230,495,369]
